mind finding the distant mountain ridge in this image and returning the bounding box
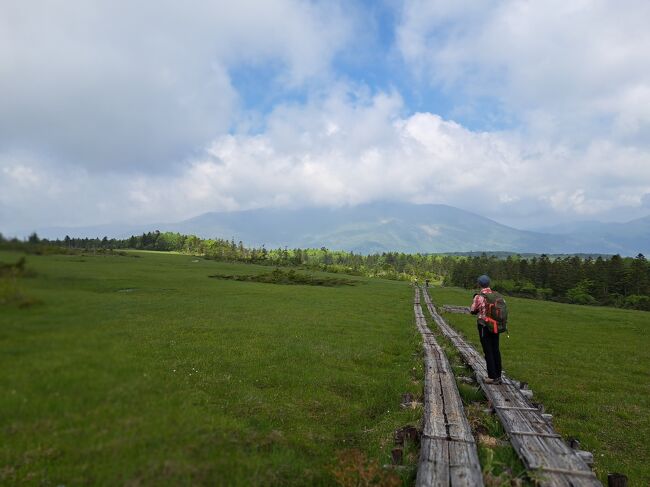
[35,202,650,256]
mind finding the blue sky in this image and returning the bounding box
[1,0,650,235]
[232,1,509,132]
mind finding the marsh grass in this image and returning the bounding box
[4,250,645,484]
[330,449,402,486]
[0,250,421,485]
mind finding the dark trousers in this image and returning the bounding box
[477,321,502,379]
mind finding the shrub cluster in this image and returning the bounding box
[209,268,358,287]
[0,257,39,307]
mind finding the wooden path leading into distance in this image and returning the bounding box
[413,287,484,486]
[420,287,601,487]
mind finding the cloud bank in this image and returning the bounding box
[1,1,650,235]
[0,0,351,171]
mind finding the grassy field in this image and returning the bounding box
[0,250,422,486]
[427,286,650,486]
[3,250,649,486]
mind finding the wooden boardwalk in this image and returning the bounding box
[413,288,484,487]
[420,288,602,487]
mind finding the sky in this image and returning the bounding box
[2,0,650,236]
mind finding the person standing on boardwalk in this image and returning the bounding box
[470,275,502,384]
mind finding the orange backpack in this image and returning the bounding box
[482,291,508,334]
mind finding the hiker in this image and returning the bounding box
[470,275,502,384]
[425,278,430,288]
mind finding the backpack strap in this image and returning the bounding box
[481,290,499,333]
[480,290,493,302]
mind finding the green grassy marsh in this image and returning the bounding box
[3,248,649,486]
[0,250,421,485]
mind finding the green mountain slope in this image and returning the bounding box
[36,203,650,255]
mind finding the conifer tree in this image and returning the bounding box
[629,254,649,295]
[608,254,626,296]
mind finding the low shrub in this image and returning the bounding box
[209,268,359,287]
[623,294,650,311]
[566,291,597,305]
[0,258,41,307]
[0,257,27,277]
[492,280,540,299]
[566,279,597,305]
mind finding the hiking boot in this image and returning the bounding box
[485,377,502,385]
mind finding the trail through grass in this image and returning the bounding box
[428,286,650,485]
[429,324,532,485]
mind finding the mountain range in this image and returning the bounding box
[35,202,650,256]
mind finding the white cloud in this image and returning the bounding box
[4,86,650,234]
[0,0,352,171]
[396,0,650,144]
[2,164,41,188]
[419,224,441,237]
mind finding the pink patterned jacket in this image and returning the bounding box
[470,288,493,320]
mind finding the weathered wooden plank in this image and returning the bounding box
[494,406,540,411]
[421,288,602,487]
[510,431,562,438]
[442,305,472,314]
[413,288,484,486]
[449,441,483,487]
[416,437,450,487]
[421,351,448,438]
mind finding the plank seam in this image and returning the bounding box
[509,431,562,438]
[421,434,476,445]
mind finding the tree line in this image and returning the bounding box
[447,253,650,310]
[1,231,458,280]
[2,231,649,311]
